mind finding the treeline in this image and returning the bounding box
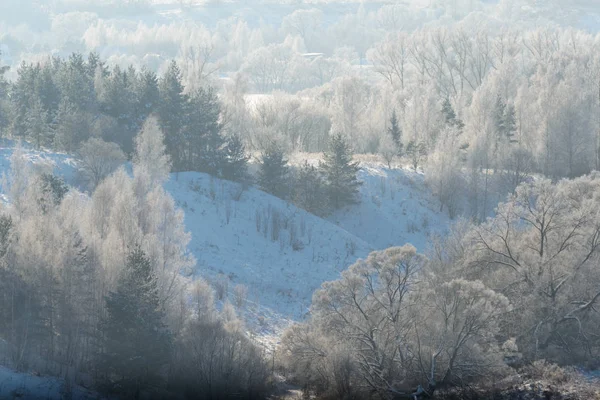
[279,173,600,399]
[0,52,242,175]
[0,51,365,214]
[0,121,270,399]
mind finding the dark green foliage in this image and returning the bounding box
[442,98,464,130]
[5,53,233,178]
[158,61,187,170]
[494,94,517,146]
[503,104,517,143]
[41,173,69,205]
[135,68,159,126]
[57,53,97,113]
[258,144,290,199]
[53,100,93,152]
[320,133,362,209]
[222,133,249,182]
[100,247,171,398]
[186,87,225,175]
[293,161,328,216]
[388,110,403,155]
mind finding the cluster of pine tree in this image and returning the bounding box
[257,133,362,215]
[0,53,249,182]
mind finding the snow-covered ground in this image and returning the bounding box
[0,143,449,336]
[162,163,449,341]
[0,365,100,400]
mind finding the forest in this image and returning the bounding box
[0,0,600,399]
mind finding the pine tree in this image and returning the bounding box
[388,110,403,155]
[186,87,225,175]
[320,133,362,209]
[222,133,249,182]
[25,97,52,148]
[258,144,290,199]
[99,247,171,398]
[494,94,507,149]
[442,98,464,130]
[293,161,327,216]
[503,103,517,143]
[135,68,159,126]
[158,61,187,170]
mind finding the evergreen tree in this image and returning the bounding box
[503,103,517,143]
[388,110,403,155]
[258,143,290,199]
[221,133,249,182]
[25,97,52,148]
[100,247,171,398]
[186,87,224,175]
[320,133,362,209]
[442,97,464,130]
[11,62,38,137]
[135,68,159,126]
[158,61,187,170]
[293,161,327,216]
[57,53,96,113]
[494,94,507,149]
[35,65,60,120]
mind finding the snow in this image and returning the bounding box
[0,142,449,340]
[0,139,79,189]
[163,161,449,337]
[0,365,101,400]
[328,163,449,251]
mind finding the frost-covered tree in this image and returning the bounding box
[78,138,126,190]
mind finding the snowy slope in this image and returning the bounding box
[165,171,373,322]
[163,162,449,335]
[0,365,101,400]
[328,163,449,251]
[0,144,449,333]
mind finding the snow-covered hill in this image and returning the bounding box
[0,144,450,334]
[163,164,449,333]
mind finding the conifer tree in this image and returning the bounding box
[25,97,52,148]
[320,133,362,209]
[293,161,327,216]
[258,143,290,199]
[187,88,225,175]
[158,61,186,170]
[442,97,464,130]
[388,110,403,155]
[135,68,159,126]
[503,103,517,143]
[222,133,249,182]
[99,247,171,398]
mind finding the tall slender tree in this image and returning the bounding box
[320,133,362,209]
[99,247,171,398]
[388,110,403,155]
